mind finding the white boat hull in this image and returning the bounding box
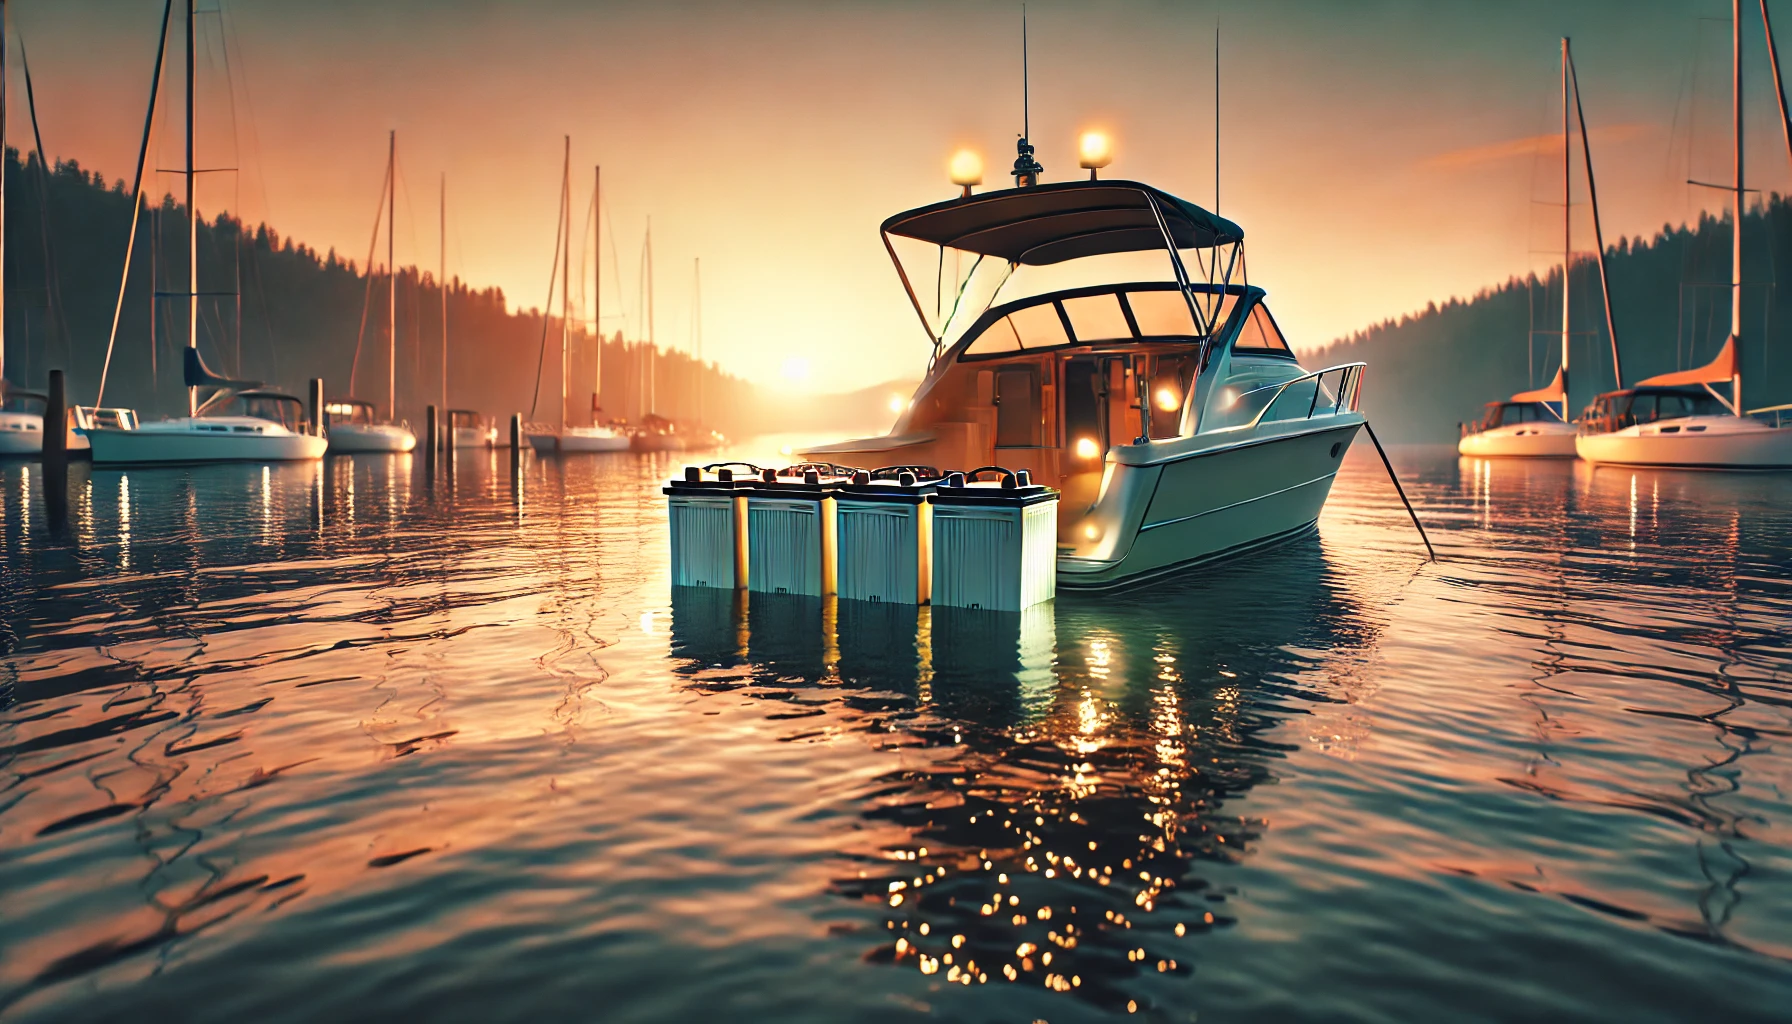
[527,428,630,453]
[0,412,44,456]
[328,422,417,453]
[452,426,498,448]
[87,417,329,464]
[1575,415,1792,469]
[1057,417,1363,589]
[1458,421,1577,458]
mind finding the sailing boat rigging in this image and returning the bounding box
[1577,0,1792,468]
[86,0,325,465]
[329,130,419,454]
[0,0,47,458]
[1458,39,1585,459]
[527,140,628,454]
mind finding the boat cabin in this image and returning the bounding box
[1579,386,1726,434]
[324,399,379,428]
[1475,401,1563,432]
[809,179,1329,512]
[228,391,311,433]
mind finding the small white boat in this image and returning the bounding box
[0,388,44,457]
[529,424,630,453]
[1577,9,1792,469]
[1460,40,1613,461]
[804,171,1365,590]
[88,388,326,465]
[1459,371,1578,458]
[447,410,500,448]
[326,399,416,454]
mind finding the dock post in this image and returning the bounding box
[510,413,523,462]
[42,369,67,467]
[42,369,68,532]
[425,405,438,472]
[308,378,325,436]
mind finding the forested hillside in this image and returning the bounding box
[1310,197,1792,441]
[0,150,755,432]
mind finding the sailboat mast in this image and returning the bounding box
[440,173,446,418]
[1734,0,1746,413]
[695,257,702,425]
[387,129,396,420]
[647,217,655,416]
[185,0,197,416]
[1567,45,1624,389]
[1561,39,1572,410]
[602,165,609,423]
[560,135,570,430]
[1,0,7,389]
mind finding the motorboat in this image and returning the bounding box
[1460,39,1612,460]
[1577,5,1792,469]
[803,172,1365,590]
[326,399,417,453]
[0,386,45,457]
[86,350,326,464]
[531,424,630,453]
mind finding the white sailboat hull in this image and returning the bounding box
[1457,420,1578,458]
[328,422,417,453]
[87,417,328,464]
[0,412,44,456]
[1576,415,1792,469]
[527,427,630,453]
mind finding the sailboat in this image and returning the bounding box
[328,131,417,454]
[0,0,44,457]
[86,1,325,465]
[1459,40,1584,459]
[1577,0,1792,469]
[528,146,629,454]
[629,217,682,452]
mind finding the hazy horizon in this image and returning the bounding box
[11,0,1786,390]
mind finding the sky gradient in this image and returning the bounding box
[11,0,1788,389]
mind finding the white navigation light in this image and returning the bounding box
[1078,131,1113,179]
[1074,436,1100,460]
[949,150,983,197]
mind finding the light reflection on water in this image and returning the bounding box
[0,446,1789,1021]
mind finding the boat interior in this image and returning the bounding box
[1579,386,1728,434]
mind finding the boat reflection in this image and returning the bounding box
[667,540,1376,1012]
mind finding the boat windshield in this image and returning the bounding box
[1481,401,1560,430]
[888,235,1242,357]
[235,394,303,431]
[2,391,46,414]
[1581,389,1726,432]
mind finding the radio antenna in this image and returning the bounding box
[1011,5,1044,186]
[1214,19,1221,214]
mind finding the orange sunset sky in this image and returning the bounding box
[10,0,1787,389]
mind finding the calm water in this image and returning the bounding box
[2,443,1790,1022]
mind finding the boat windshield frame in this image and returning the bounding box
[946,281,1273,364]
[233,390,307,432]
[880,180,1245,369]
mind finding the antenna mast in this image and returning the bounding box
[1011,6,1043,187]
[1215,21,1221,214]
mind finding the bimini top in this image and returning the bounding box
[882,179,1244,265]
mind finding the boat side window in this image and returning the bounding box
[1061,294,1131,342]
[1654,392,1710,419]
[965,301,1069,357]
[1233,304,1293,356]
[1125,289,1198,337]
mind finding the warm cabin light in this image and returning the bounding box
[1073,436,1100,460]
[1078,131,1113,179]
[324,403,358,416]
[1082,522,1102,541]
[888,394,906,414]
[949,150,984,197]
[1154,387,1180,412]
